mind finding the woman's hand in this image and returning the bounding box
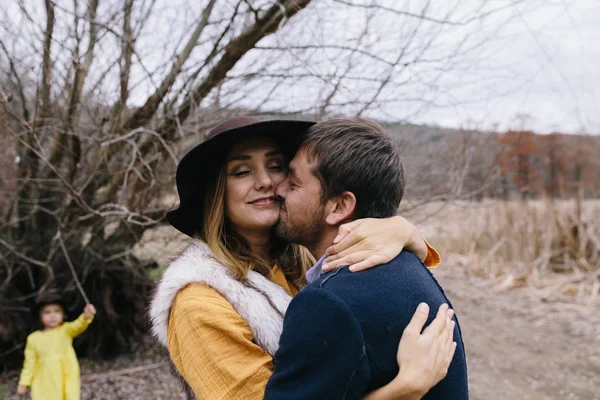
[17,385,29,395]
[363,303,456,400]
[322,216,428,272]
[396,303,456,394]
[83,303,96,320]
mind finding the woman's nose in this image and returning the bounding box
[255,170,273,190]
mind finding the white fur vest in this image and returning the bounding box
[149,240,293,357]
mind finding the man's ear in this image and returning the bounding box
[325,191,356,226]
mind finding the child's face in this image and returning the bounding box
[40,304,64,329]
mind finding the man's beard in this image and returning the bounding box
[275,205,325,247]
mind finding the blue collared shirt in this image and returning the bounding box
[305,254,327,284]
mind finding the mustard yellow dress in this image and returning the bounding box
[18,314,94,400]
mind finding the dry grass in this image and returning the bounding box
[420,199,600,305]
[135,198,600,305]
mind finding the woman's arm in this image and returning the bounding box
[363,303,456,400]
[323,216,440,272]
[169,283,273,400]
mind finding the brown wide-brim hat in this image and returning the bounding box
[167,116,315,238]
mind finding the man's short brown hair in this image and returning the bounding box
[301,117,404,219]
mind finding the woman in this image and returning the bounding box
[150,117,453,399]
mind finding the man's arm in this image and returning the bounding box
[264,286,369,400]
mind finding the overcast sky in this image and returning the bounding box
[414,0,599,134]
[233,0,600,134]
[2,0,598,134]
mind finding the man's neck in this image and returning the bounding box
[307,229,338,260]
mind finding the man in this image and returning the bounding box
[264,118,468,399]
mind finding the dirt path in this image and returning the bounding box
[434,267,600,400]
[2,267,599,399]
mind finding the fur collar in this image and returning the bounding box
[149,240,293,356]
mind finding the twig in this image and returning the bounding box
[55,231,90,304]
[0,237,49,268]
[83,362,163,382]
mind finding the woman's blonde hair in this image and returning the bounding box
[197,164,313,288]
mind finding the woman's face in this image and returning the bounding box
[225,137,287,237]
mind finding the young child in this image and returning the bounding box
[17,294,96,399]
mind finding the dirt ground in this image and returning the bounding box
[2,265,599,400]
[434,266,600,400]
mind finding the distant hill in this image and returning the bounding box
[176,111,600,201]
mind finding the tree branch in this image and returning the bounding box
[157,0,312,139]
[120,0,218,132]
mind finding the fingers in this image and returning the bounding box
[423,304,450,337]
[443,313,455,339]
[347,256,386,272]
[440,317,454,350]
[17,385,29,394]
[323,248,362,271]
[439,314,456,373]
[323,239,372,270]
[325,234,365,263]
[403,302,430,336]
[448,341,457,363]
[332,220,362,244]
[323,251,386,272]
[84,304,97,316]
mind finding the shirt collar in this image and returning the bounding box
[305,254,327,284]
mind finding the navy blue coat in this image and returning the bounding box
[264,251,468,400]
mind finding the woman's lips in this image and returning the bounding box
[249,197,278,207]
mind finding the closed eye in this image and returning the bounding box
[267,158,285,171]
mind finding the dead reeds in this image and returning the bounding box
[426,199,600,305]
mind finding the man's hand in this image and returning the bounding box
[323,216,428,272]
[83,304,96,320]
[17,385,29,395]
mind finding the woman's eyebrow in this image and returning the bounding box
[227,150,282,162]
[227,155,251,162]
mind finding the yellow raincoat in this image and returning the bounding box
[18,314,94,400]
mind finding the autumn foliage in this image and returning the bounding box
[495,130,599,199]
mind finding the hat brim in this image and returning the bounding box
[168,119,315,238]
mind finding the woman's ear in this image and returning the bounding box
[325,191,357,226]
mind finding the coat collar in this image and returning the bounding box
[149,240,293,356]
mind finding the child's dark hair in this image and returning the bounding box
[33,293,67,316]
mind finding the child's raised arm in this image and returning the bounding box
[63,304,96,338]
[17,335,37,393]
[83,304,96,320]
